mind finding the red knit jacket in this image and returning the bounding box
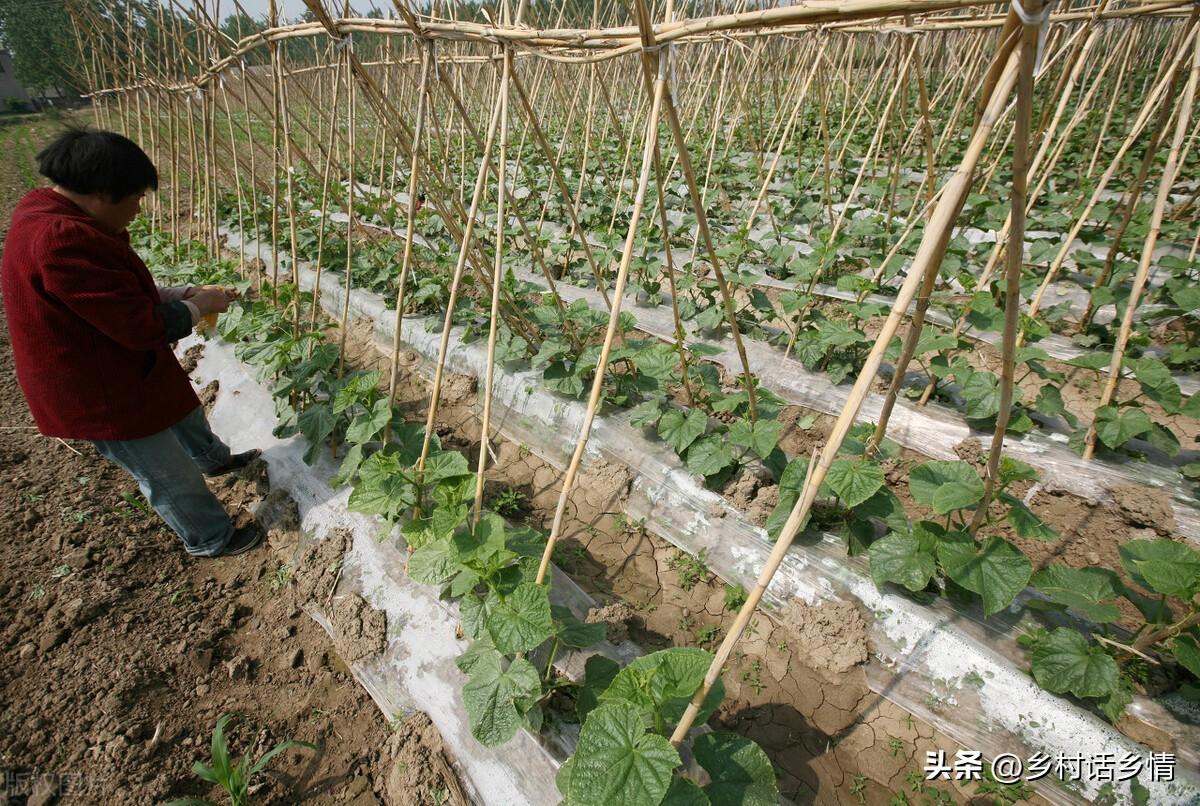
[1,188,200,440]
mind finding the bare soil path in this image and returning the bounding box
[0,115,456,806]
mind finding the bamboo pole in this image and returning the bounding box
[969,0,1041,531]
[1022,19,1199,338]
[1082,25,1200,461]
[474,29,514,524]
[414,61,508,482]
[670,31,1023,747]
[652,22,761,423]
[534,13,670,588]
[309,50,347,332]
[386,42,432,427]
[268,0,281,303]
[337,35,357,378]
[1077,62,1184,330]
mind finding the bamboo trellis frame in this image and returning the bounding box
[70,0,1199,768]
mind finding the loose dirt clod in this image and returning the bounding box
[1109,484,1177,535]
[291,530,351,605]
[198,380,219,411]
[386,712,470,805]
[586,601,636,644]
[441,373,477,405]
[722,467,763,511]
[953,437,986,468]
[779,600,869,677]
[328,593,388,664]
[180,343,205,373]
[255,488,302,560]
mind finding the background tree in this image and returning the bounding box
[0,0,86,96]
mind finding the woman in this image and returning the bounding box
[2,127,262,557]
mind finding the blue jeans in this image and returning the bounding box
[93,406,234,556]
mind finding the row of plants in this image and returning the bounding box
[236,153,1200,478]
[141,223,783,806]
[761,432,1200,723]
[210,163,1200,729]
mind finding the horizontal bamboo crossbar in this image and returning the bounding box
[81,0,1193,98]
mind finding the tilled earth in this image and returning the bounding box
[0,116,458,805]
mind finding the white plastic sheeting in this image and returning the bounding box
[218,231,1200,804]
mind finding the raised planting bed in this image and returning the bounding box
[205,229,1200,804]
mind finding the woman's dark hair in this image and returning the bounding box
[36,127,158,201]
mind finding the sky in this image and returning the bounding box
[227,0,388,22]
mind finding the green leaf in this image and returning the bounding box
[728,419,783,459]
[661,777,711,806]
[1030,628,1119,699]
[601,647,725,730]
[909,461,984,514]
[694,732,777,806]
[1119,539,1200,597]
[868,527,936,592]
[1173,636,1200,679]
[1098,679,1134,723]
[345,398,392,444]
[961,371,1001,420]
[937,535,1032,616]
[484,583,554,654]
[998,456,1039,486]
[855,488,909,533]
[1092,406,1152,450]
[1183,394,1200,418]
[933,481,983,515]
[348,465,416,522]
[1133,358,1182,414]
[915,331,958,356]
[424,450,471,483]
[998,493,1059,541]
[455,636,499,675]
[658,408,708,454]
[825,458,885,508]
[778,456,812,492]
[566,702,680,806]
[577,654,621,722]
[460,593,493,641]
[635,343,680,380]
[545,361,586,397]
[818,320,866,349]
[297,404,336,448]
[462,654,542,747]
[765,489,798,541]
[1031,566,1123,623]
[1145,423,1180,458]
[1067,352,1112,370]
[248,739,317,777]
[408,538,458,585]
[552,605,607,648]
[1134,561,1200,599]
[629,400,664,429]
[686,435,735,478]
[688,342,725,358]
[333,443,365,487]
[1035,384,1078,428]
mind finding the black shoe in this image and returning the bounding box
[217,525,264,557]
[205,449,262,478]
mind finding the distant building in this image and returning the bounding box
[0,50,69,112]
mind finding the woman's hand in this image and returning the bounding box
[189,286,233,316]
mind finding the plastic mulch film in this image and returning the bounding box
[223,232,1200,805]
[185,333,649,806]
